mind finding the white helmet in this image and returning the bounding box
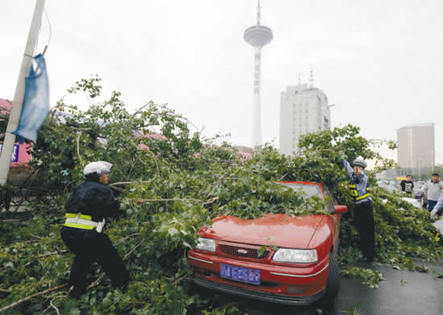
[83,161,112,176]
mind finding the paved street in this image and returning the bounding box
[202,260,443,315]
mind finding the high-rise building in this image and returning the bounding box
[397,123,435,169]
[279,83,331,156]
[244,0,273,147]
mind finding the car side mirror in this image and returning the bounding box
[334,205,348,214]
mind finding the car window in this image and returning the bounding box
[277,183,322,199]
[323,187,335,212]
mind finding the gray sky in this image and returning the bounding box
[1,0,442,163]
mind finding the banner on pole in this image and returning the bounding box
[13,53,49,143]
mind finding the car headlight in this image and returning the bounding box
[195,237,216,252]
[272,248,318,263]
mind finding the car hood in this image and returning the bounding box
[199,213,325,249]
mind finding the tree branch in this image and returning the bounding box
[137,197,202,203]
[115,233,141,245]
[202,196,219,205]
[49,299,61,315]
[76,131,83,165]
[123,238,146,260]
[0,284,68,313]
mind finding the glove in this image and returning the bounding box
[336,152,347,167]
[338,151,347,161]
[430,208,438,219]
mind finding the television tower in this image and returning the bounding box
[244,0,273,147]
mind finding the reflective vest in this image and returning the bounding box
[64,213,105,232]
[348,184,370,201]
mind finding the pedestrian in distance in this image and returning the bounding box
[430,192,443,219]
[424,173,443,211]
[399,175,414,195]
[61,161,129,298]
[342,158,375,262]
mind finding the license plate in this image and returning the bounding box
[220,264,260,285]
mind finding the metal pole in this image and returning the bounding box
[0,0,46,185]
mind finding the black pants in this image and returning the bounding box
[61,227,129,293]
[353,200,375,261]
[427,200,437,211]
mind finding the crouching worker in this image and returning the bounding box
[343,158,375,262]
[61,161,129,298]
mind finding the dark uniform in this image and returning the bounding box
[343,160,375,262]
[61,180,129,297]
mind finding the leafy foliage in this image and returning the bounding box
[340,266,384,289]
[0,78,441,314]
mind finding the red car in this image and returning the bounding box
[188,181,347,305]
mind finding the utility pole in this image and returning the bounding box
[0,0,46,185]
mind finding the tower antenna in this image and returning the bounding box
[257,0,261,25]
[309,66,314,88]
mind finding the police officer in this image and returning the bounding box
[343,158,375,262]
[61,161,129,298]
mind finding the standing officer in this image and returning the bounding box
[343,158,375,262]
[61,161,129,298]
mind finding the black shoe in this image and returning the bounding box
[112,280,129,293]
[356,256,374,266]
[363,256,374,263]
[118,282,129,293]
[120,283,128,293]
[68,286,85,299]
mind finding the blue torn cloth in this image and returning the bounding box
[13,54,49,143]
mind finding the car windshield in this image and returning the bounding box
[277,182,323,199]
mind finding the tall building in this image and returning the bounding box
[279,83,331,156]
[397,123,435,169]
[244,0,273,147]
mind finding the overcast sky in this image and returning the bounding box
[1,0,442,163]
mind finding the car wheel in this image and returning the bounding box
[333,237,340,257]
[324,253,340,301]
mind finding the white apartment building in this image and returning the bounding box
[397,123,435,169]
[279,84,331,156]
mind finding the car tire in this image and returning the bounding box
[324,253,340,301]
[333,237,340,257]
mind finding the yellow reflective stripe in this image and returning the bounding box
[65,213,92,220]
[64,222,95,230]
[349,184,358,197]
[356,193,370,200]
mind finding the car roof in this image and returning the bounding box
[274,181,327,197]
[275,180,320,185]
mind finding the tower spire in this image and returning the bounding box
[257,0,261,25]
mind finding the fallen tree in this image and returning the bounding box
[0,77,441,314]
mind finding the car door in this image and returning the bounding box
[323,187,340,252]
